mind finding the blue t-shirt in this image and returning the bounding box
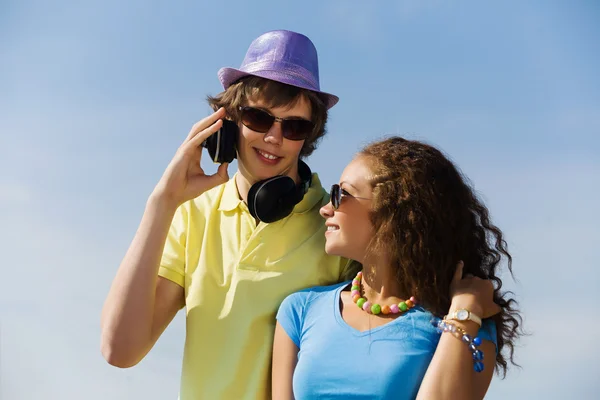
[276,281,497,400]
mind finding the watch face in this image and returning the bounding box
[456,309,469,320]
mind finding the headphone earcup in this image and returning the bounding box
[248,176,297,223]
[202,119,238,164]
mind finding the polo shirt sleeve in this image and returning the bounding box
[276,291,309,348]
[158,203,188,287]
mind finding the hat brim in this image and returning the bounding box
[218,67,339,109]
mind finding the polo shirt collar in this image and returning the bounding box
[292,173,326,215]
[218,173,243,212]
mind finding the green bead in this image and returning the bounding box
[351,285,360,291]
[371,304,381,314]
[399,302,408,311]
[357,298,366,308]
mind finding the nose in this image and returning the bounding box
[263,121,284,146]
[320,201,334,219]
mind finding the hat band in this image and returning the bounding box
[240,60,319,89]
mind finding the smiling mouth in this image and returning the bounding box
[326,225,339,231]
[255,148,280,160]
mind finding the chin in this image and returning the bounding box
[238,158,270,182]
[324,242,345,258]
[247,157,289,180]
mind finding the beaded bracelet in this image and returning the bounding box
[431,318,485,373]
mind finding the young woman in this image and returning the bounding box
[273,137,522,400]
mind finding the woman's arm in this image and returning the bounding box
[417,262,500,400]
[272,322,299,400]
[416,319,495,400]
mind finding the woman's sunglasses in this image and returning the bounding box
[239,106,315,141]
[330,184,371,210]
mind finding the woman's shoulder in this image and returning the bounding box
[280,281,348,310]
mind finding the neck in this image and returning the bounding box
[235,173,252,204]
[359,259,410,304]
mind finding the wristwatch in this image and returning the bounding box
[445,309,482,327]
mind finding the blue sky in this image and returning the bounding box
[1,0,599,398]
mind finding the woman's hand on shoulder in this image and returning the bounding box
[449,261,501,319]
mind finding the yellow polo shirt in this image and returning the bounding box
[159,172,353,400]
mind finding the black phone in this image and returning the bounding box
[201,119,238,164]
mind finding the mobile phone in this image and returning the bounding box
[201,119,238,163]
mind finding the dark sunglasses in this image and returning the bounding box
[239,106,315,141]
[330,184,371,210]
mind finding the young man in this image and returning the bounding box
[101,30,355,399]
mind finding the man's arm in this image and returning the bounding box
[100,109,230,367]
[100,196,184,368]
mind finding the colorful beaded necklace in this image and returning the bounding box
[351,271,417,315]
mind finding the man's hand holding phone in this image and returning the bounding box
[151,107,230,211]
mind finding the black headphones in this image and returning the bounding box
[202,119,312,223]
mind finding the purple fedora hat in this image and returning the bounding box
[218,30,339,109]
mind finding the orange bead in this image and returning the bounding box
[381,305,391,315]
[405,300,414,308]
[352,294,361,303]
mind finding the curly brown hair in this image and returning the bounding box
[359,136,522,377]
[206,76,328,157]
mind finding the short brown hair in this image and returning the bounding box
[206,76,328,157]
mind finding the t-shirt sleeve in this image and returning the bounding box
[158,203,188,287]
[477,319,499,354]
[276,291,308,348]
